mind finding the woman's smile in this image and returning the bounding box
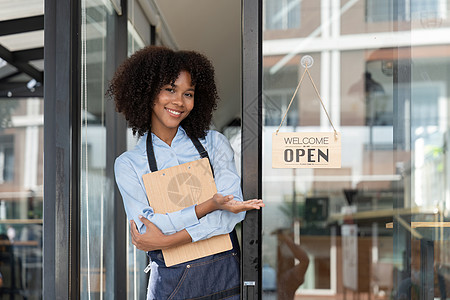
[165,107,183,117]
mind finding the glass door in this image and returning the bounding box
[261,0,450,299]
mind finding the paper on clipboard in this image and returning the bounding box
[142,158,232,267]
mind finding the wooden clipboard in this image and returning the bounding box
[142,158,232,267]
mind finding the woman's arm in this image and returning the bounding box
[130,195,264,251]
[116,156,262,233]
[184,132,265,242]
[115,156,201,235]
[130,216,192,251]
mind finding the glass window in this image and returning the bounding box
[0,0,44,297]
[265,0,301,30]
[80,0,115,298]
[366,0,444,22]
[126,21,147,300]
[264,65,299,126]
[366,0,394,22]
[0,98,43,299]
[0,135,15,183]
[262,0,450,299]
[127,21,146,57]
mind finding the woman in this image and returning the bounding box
[109,46,264,299]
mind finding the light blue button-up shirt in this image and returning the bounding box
[114,126,245,242]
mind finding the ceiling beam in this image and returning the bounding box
[0,71,21,82]
[0,44,43,83]
[0,15,44,36]
[12,47,44,62]
[0,87,43,98]
[0,82,31,89]
[0,82,43,98]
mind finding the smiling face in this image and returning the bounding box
[151,71,195,143]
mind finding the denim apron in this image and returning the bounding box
[145,133,241,299]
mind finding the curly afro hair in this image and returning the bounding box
[108,46,219,138]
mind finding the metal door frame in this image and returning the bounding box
[241,0,263,298]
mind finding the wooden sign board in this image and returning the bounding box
[142,158,232,267]
[272,132,341,168]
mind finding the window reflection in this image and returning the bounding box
[366,0,444,22]
[265,0,301,30]
[0,98,43,299]
[80,0,113,299]
[263,0,450,299]
[0,135,15,184]
[126,17,148,300]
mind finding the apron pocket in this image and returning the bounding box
[168,252,240,300]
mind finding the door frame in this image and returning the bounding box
[241,0,263,298]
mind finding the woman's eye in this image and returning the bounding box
[165,88,174,93]
[185,93,193,98]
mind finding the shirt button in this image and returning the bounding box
[186,265,191,269]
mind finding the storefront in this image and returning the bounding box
[1,0,450,299]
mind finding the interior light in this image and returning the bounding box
[27,79,37,90]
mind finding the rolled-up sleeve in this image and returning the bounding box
[185,132,245,242]
[114,156,200,235]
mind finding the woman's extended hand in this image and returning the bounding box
[130,216,167,251]
[212,193,265,214]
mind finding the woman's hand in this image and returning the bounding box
[130,216,168,251]
[130,216,192,251]
[212,193,265,214]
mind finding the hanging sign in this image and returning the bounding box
[272,132,341,168]
[272,55,342,169]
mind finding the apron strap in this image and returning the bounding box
[189,136,215,177]
[146,132,158,172]
[146,131,214,177]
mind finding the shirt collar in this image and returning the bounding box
[136,126,187,152]
[172,126,187,144]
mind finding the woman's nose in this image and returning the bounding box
[171,93,184,105]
